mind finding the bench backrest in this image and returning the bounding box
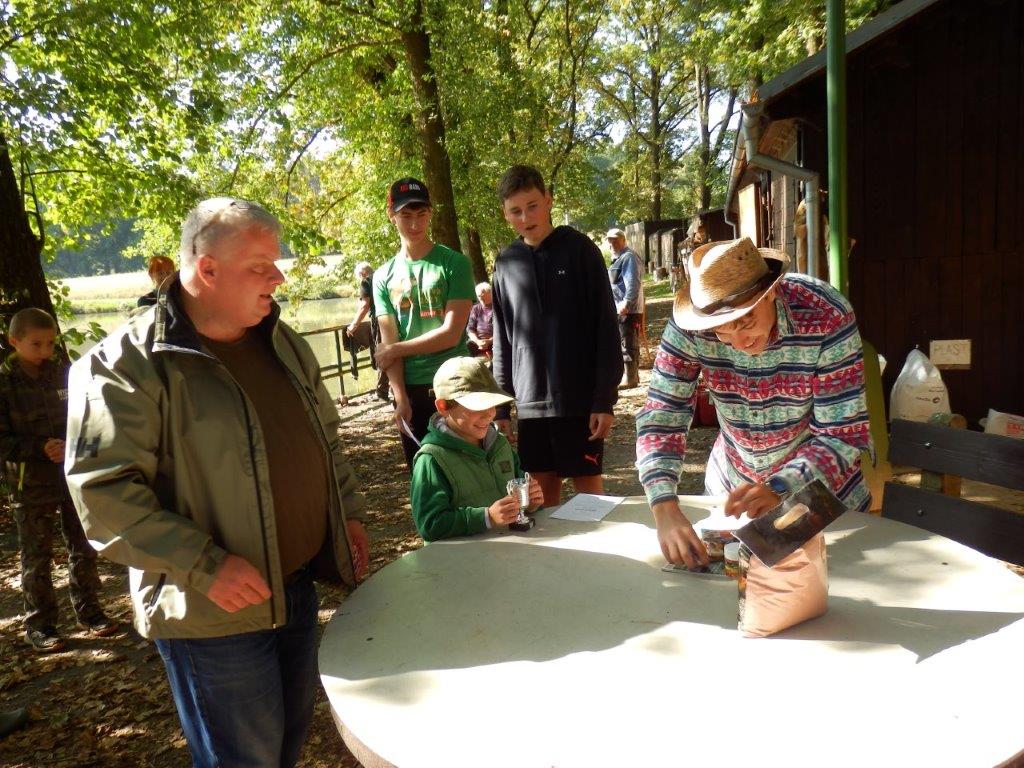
[882,419,1024,566]
[888,419,1024,491]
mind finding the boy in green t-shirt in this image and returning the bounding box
[372,178,476,467]
[411,357,542,542]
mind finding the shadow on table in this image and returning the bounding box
[771,514,1024,660]
[320,540,737,684]
[774,596,1023,661]
[321,506,1024,709]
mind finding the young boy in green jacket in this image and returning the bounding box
[411,356,542,541]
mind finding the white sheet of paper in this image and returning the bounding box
[694,511,751,533]
[550,493,624,522]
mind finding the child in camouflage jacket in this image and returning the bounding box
[1,309,116,652]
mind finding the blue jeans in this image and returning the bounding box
[155,571,319,768]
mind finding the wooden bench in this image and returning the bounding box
[881,419,1024,566]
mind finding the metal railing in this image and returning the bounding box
[298,323,376,402]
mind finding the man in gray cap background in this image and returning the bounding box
[606,228,644,389]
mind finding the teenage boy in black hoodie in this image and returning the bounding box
[491,165,623,507]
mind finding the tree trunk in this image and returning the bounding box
[495,0,516,144]
[649,66,663,220]
[0,132,57,344]
[696,65,712,211]
[401,1,462,254]
[463,226,487,283]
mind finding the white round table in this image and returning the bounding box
[319,496,1024,767]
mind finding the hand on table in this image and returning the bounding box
[488,494,521,526]
[43,438,65,463]
[652,499,708,570]
[346,519,370,580]
[207,554,272,613]
[724,483,781,519]
[588,412,614,441]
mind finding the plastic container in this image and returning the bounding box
[700,528,735,562]
[724,542,741,579]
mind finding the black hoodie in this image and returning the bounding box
[492,225,623,420]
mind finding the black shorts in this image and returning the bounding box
[517,416,603,478]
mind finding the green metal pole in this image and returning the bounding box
[827,1,889,507]
[826,0,848,296]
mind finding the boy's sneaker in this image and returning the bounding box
[78,612,120,637]
[24,626,66,653]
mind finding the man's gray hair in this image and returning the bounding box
[354,261,373,280]
[475,281,491,297]
[179,197,281,267]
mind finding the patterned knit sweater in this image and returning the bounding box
[636,273,873,512]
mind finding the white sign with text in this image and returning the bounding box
[929,339,971,369]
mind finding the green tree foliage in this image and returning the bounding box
[596,0,696,221]
[176,0,610,285]
[716,0,894,88]
[0,0,239,334]
[3,0,897,316]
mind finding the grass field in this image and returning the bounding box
[58,255,350,313]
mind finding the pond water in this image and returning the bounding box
[69,297,370,401]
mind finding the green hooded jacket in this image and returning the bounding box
[411,413,520,541]
[64,281,366,639]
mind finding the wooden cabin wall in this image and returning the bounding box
[765,0,1023,424]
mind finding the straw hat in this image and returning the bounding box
[673,237,790,330]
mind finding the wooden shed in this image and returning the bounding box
[659,227,685,272]
[726,0,1023,424]
[625,219,683,273]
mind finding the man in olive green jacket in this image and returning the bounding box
[65,197,369,768]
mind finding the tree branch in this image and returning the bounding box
[26,168,91,177]
[315,189,354,226]
[314,0,398,30]
[0,10,65,53]
[523,0,553,53]
[284,127,324,207]
[18,149,45,250]
[711,88,738,158]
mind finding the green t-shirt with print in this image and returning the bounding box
[373,243,475,385]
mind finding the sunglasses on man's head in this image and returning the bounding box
[191,199,260,258]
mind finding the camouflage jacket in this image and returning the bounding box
[0,356,69,503]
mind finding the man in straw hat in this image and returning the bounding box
[636,237,872,569]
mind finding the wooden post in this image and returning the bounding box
[921,413,967,496]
